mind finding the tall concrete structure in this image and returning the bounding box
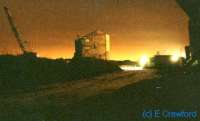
[74,30,110,60]
[177,0,200,64]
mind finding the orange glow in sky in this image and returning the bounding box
[0,0,189,61]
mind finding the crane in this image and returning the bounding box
[3,6,36,57]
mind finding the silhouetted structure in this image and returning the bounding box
[177,0,200,64]
[152,55,171,67]
[152,55,183,68]
[185,46,191,62]
[74,30,110,60]
[3,6,36,57]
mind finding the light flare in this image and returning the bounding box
[120,65,143,71]
[170,54,180,62]
[139,55,149,67]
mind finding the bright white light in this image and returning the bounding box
[85,39,90,42]
[36,54,40,57]
[120,65,143,71]
[139,55,149,67]
[170,54,179,62]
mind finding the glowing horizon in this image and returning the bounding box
[0,0,189,61]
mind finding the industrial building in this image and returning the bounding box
[152,54,184,68]
[74,30,110,60]
[177,0,200,64]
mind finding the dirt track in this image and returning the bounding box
[1,69,157,103]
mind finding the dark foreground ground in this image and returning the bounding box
[0,55,121,91]
[0,65,200,121]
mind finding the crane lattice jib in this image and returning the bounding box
[3,7,28,54]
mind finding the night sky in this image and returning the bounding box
[0,0,189,60]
